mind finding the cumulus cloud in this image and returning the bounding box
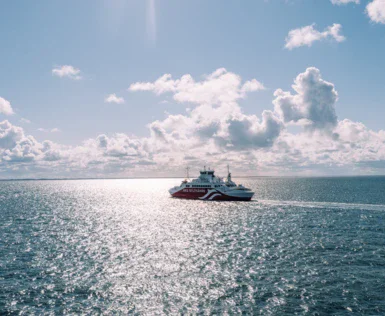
[52,65,82,80]
[105,93,125,104]
[1,68,385,177]
[216,111,283,150]
[331,0,359,5]
[2,136,41,162]
[41,140,62,161]
[0,120,42,163]
[95,133,144,158]
[0,120,24,149]
[129,68,265,105]
[366,0,385,24]
[130,69,275,153]
[273,67,338,132]
[285,24,345,50]
[0,97,14,115]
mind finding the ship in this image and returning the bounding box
[169,166,254,201]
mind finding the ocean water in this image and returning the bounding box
[1,177,385,315]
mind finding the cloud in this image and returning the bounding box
[366,0,385,24]
[285,24,345,50]
[41,141,62,161]
[1,68,385,177]
[20,118,31,124]
[129,68,265,105]
[52,65,82,80]
[0,120,24,149]
[37,128,60,133]
[331,0,359,5]
[0,97,14,115]
[0,120,42,163]
[130,69,272,153]
[215,111,283,150]
[2,135,41,162]
[105,93,125,104]
[273,67,338,132]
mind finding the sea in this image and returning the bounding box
[1,177,384,315]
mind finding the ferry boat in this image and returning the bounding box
[169,166,254,201]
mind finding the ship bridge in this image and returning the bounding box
[198,167,215,182]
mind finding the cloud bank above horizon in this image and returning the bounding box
[1,67,384,178]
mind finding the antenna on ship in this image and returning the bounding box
[185,166,190,180]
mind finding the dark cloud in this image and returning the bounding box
[217,111,283,150]
[0,120,24,149]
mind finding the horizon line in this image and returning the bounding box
[0,174,385,181]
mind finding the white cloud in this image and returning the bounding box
[331,0,359,5]
[20,118,31,124]
[285,24,345,50]
[2,135,41,162]
[241,79,266,93]
[105,93,125,104]
[37,128,60,133]
[52,65,82,80]
[0,97,14,115]
[1,68,385,177]
[0,120,24,148]
[0,120,42,163]
[129,68,265,105]
[273,67,338,132]
[366,0,385,24]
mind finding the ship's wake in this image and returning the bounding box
[257,199,385,211]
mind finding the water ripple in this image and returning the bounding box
[1,178,385,314]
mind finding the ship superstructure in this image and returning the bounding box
[169,167,254,201]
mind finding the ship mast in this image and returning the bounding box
[227,164,232,183]
[185,166,190,180]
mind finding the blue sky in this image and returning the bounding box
[0,0,385,178]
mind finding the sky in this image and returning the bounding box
[0,0,385,178]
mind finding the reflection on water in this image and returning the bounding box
[1,178,385,314]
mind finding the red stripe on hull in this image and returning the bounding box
[172,188,209,199]
[171,189,252,201]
